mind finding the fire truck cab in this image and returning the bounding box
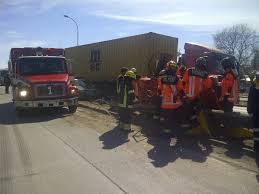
[8,47,79,114]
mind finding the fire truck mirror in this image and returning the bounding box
[66,59,73,75]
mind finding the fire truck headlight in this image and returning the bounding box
[70,89,76,95]
[20,90,28,97]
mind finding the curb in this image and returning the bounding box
[78,103,118,117]
[208,138,255,158]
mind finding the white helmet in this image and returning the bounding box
[131,68,137,73]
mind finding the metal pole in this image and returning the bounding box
[64,15,79,46]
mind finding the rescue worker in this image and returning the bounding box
[183,57,212,102]
[183,57,212,126]
[118,70,136,132]
[158,61,185,132]
[220,57,238,112]
[117,67,128,129]
[247,71,259,157]
[3,73,11,94]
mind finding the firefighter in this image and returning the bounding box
[247,71,259,157]
[220,57,238,112]
[3,73,11,94]
[183,57,212,101]
[118,70,136,132]
[183,57,212,126]
[116,67,128,95]
[158,61,185,132]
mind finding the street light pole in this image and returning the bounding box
[64,15,79,46]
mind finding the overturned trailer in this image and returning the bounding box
[65,32,178,82]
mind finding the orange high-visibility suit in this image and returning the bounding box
[183,68,212,101]
[158,74,184,110]
[221,72,238,103]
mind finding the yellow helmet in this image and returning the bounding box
[166,60,177,69]
[125,70,136,79]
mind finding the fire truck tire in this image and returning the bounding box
[68,105,77,113]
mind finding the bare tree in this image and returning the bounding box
[213,24,258,69]
[252,49,259,70]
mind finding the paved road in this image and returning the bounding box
[0,87,258,194]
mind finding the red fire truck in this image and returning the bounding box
[8,47,79,114]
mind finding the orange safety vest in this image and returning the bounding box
[202,76,213,92]
[183,68,209,101]
[221,72,238,103]
[159,75,184,109]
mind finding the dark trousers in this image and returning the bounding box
[223,96,233,112]
[5,85,10,94]
[252,115,259,154]
[118,107,132,130]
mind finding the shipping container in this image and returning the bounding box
[65,32,178,82]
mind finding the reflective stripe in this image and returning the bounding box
[128,90,134,94]
[254,137,259,141]
[118,103,124,107]
[199,78,202,93]
[188,76,195,97]
[253,128,259,132]
[124,124,131,130]
[231,80,237,102]
[171,85,176,104]
[116,80,120,94]
[123,85,127,107]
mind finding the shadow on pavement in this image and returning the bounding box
[147,135,213,168]
[0,102,71,125]
[224,139,245,159]
[99,126,129,149]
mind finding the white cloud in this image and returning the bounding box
[117,32,128,37]
[2,0,258,31]
[5,31,23,39]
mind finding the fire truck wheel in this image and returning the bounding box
[68,105,77,113]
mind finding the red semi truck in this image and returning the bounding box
[137,43,239,112]
[8,47,79,114]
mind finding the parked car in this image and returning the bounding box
[74,78,97,99]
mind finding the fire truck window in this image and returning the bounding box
[19,57,67,75]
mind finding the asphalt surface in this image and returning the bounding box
[0,87,259,194]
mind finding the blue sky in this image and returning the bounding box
[0,0,258,69]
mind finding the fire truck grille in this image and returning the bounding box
[35,83,65,98]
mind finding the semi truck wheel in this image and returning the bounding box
[68,105,77,113]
